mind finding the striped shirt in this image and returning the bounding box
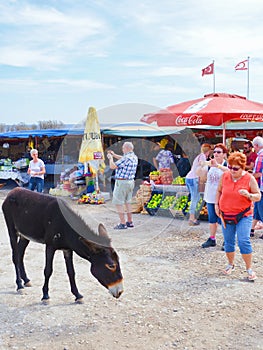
[115,152,138,180]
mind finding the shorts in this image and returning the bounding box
[207,202,221,224]
[112,179,135,205]
[253,194,263,221]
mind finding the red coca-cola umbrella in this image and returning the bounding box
[141,93,263,127]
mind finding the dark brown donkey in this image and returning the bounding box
[2,187,123,302]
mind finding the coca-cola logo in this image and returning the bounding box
[183,98,213,113]
[240,114,263,121]
[175,114,203,125]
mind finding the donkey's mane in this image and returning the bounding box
[56,197,111,247]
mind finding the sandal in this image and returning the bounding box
[188,220,200,226]
[223,264,235,275]
[126,221,134,228]
[114,223,127,230]
[247,269,257,281]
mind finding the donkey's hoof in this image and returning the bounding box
[24,281,32,287]
[75,297,84,304]
[17,288,25,295]
[41,298,50,305]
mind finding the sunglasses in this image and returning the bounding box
[228,165,241,171]
[213,150,223,154]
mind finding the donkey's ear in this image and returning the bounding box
[98,223,109,238]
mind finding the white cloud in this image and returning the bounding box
[0,1,113,69]
[1,0,263,123]
[0,78,115,92]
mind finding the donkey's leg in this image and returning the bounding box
[4,218,24,291]
[63,249,83,302]
[17,237,31,286]
[42,245,56,302]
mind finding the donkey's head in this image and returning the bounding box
[83,224,123,298]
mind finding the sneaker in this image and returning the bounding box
[114,223,127,230]
[201,237,216,248]
[223,264,235,275]
[247,268,257,281]
[126,221,134,228]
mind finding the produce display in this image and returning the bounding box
[78,191,105,205]
[149,170,184,186]
[145,193,163,209]
[172,176,186,185]
[145,191,208,219]
[159,168,173,185]
[172,195,189,211]
[159,195,176,209]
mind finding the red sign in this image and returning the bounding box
[93,152,103,159]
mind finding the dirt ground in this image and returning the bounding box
[0,188,263,350]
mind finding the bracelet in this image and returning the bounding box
[249,194,252,200]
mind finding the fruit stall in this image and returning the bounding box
[145,169,208,220]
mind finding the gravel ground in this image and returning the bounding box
[0,188,263,350]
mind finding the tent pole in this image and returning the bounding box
[223,123,226,145]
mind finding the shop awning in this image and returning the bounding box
[101,122,184,137]
[0,129,84,139]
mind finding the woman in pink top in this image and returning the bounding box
[185,143,212,225]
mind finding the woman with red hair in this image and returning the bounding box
[215,152,261,281]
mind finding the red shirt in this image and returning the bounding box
[219,171,252,215]
[246,151,257,166]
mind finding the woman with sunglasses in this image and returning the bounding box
[200,143,228,249]
[215,152,261,281]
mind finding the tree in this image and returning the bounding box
[38,120,65,129]
[0,124,6,132]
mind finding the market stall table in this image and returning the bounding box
[153,184,188,194]
[0,170,29,187]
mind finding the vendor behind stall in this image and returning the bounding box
[27,149,46,193]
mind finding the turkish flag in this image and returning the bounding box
[235,59,248,71]
[201,62,214,76]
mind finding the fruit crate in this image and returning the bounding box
[168,191,189,219]
[144,190,176,216]
[199,214,208,221]
[144,190,163,216]
[144,206,159,216]
[156,208,174,218]
[169,208,186,219]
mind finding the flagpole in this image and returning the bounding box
[247,56,250,99]
[213,60,215,93]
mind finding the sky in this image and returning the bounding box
[1,0,263,126]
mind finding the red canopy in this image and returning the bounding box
[141,93,263,127]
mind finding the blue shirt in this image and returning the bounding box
[115,152,138,180]
[156,150,174,169]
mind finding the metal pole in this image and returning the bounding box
[213,60,215,93]
[247,56,250,99]
[223,123,226,145]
